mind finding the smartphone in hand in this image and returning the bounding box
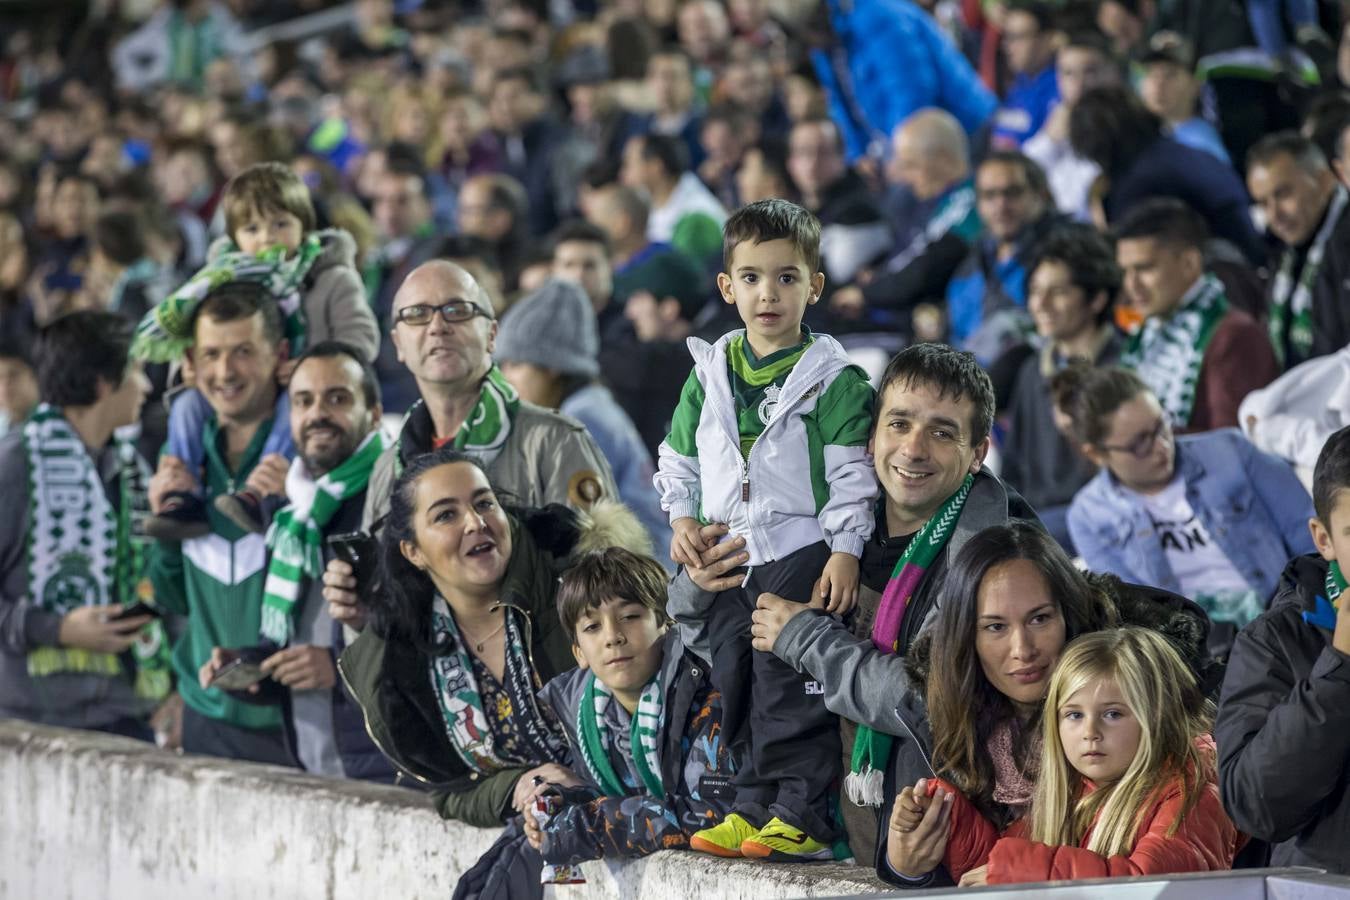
[326,531,378,591]
[109,601,163,622]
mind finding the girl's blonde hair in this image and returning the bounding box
[1029,627,1213,857]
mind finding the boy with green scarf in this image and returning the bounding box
[0,311,171,737]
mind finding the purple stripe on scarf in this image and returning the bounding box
[870,562,928,653]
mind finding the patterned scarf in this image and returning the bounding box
[1120,274,1228,429]
[846,474,972,808]
[577,670,665,799]
[428,597,566,774]
[131,236,325,364]
[1269,187,1348,370]
[1306,560,1347,630]
[23,405,171,701]
[396,367,521,477]
[260,431,386,645]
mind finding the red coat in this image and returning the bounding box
[939,768,1241,884]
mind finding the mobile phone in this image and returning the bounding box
[210,659,267,692]
[326,531,378,590]
[110,601,164,622]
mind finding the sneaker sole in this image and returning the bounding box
[740,839,833,862]
[689,835,745,858]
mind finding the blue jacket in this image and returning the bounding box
[992,64,1059,148]
[1068,429,1315,600]
[813,0,996,161]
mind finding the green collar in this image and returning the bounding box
[203,413,275,485]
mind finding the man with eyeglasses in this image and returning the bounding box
[944,150,1065,364]
[1059,364,1313,654]
[322,260,617,630]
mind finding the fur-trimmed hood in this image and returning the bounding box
[901,572,1220,697]
[512,499,653,566]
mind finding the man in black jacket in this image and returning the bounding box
[1216,424,1350,874]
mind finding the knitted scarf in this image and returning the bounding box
[428,597,566,774]
[846,474,972,808]
[260,431,386,645]
[131,236,325,364]
[1269,187,1348,369]
[396,367,521,477]
[23,405,172,701]
[577,670,665,799]
[1120,274,1228,429]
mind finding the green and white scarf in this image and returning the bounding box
[577,671,665,799]
[846,474,972,808]
[448,366,520,464]
[1120,274,1229,429]
[260,431,386,645]
[1269,187,1348,369]
[23,405,172,701]
[428,597,566,774]
[131,236,325,364]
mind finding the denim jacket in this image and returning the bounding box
[1067,429,1315,600]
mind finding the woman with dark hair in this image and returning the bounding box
[1068,85,1264,265]
[749,520,1217,887]
[338,447,649,827]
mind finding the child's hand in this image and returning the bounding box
[958,864,989,887]
[669,517,710,568]
[275,358,298,387]
[149,455,199,514]
[819,552,860,616]
[522,804,545,850]
[886,777,952,878]
[245,453,290,499]
[512,763,583,813]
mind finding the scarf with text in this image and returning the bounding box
[260,431,386,645]
[846,474,972,808]
[1120,274,1228,428]
[23,405,171,700]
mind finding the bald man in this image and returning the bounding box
[831,109,980,327]
[363,260,616,526]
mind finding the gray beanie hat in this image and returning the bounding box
[494,278,600,378]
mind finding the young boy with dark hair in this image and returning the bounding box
[1216,424,1350,873]
[654,198,877,860]
[526,547,735,862]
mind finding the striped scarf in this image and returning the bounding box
[577,670,665,798]
[260,431,386,645]
[22,405,171,701]
[846,474,972,808]
[1120,274,1228,429]
[1269,187,1347,369]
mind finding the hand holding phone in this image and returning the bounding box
[110,601,163,622]
[326,531,378,591]
[203,645,273,693]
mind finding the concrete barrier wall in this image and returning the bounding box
[0,721,888,900]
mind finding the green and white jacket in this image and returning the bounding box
[656,330,877,566]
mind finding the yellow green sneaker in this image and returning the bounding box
[739,817,834,862]
[689,813,760,858]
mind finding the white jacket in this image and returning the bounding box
[1239,346,1350,483]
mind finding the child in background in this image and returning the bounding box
[890,627,1240,885]
[655,198,876,861]
[524,547,736,863]
[136,162,379,538]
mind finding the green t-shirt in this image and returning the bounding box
[727,329,814,458]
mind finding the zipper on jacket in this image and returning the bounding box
[740,459,750,502]
[896,710,937,779]
[736,380,824,551]
[336,653,435,786]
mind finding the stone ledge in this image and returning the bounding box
[0,720,888,899]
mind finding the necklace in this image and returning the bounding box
[458,608,506,653]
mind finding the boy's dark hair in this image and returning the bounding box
[94,208,147,266]
[292,340,381,409]
[1069,85,1163,174]
[550,219,612,258]
[1048,363,1148,447]
[877,343,996,445]
[637,133,690,180]
[1313,425,1350,524]
[721,198,822,274]
[1027,223,1121,325]
[191,280,285,345]
[556,547,673,644]
[35,311,133,407]
[1112,196,1209,252]
[222,161,317,239]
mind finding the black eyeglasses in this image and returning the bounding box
[394,300,493,327]
[1099,415,1171,459]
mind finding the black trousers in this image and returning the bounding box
[182,706,297,768]
[705,540,840,842]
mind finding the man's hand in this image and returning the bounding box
[886,778,953,878]
[323,558,366,631]
[685,524,749,593]
[512,763,584,813]
[57,605,151,654]
[151,692,184,751]
[959,864,989,887]
[522,802,546,849]
[261,645,337,691]
[669,517,711,568]
[819,551,860,615]
[243,453,289,499]
[750,591,825,652]
[148,456,199,514]
[197,646,259,692]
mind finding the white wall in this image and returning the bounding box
[0,721,888,900]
